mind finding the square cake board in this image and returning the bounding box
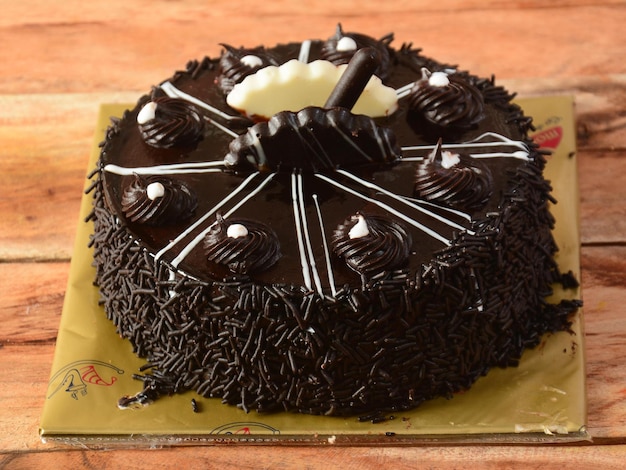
[40,96,587,447]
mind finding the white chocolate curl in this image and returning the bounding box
[227,59,398,119]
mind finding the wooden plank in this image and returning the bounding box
[580,246,626,439]
[0,93,136,261]
[579,150,626,245]
[0,4,624,94]
[2,445,626,469]
[0,262,67,343]
[2,0,624,29]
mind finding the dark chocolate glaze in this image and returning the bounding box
[88,32,581,416]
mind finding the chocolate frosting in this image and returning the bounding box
[217,44,280,94]
[224,106,401,173]
[408,69,485,129]
[414,142,493,212]
[138,96,205,148]
[121,175,197,226]
[321,24,393,81]
[204,214,281,275]
[332,213,411,277]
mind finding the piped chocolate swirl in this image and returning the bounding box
[332,213,411,277]
[414,140,493,212]
[121,175,197,226]
[217,44,280,95]
[321,24,393,81]
[204,214,281,275]
[408,68,485,130]
[137,96,205,148]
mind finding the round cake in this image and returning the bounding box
[87,25,581,416]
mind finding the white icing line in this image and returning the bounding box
[315,173,451,246]
[395,81,416,98]
[204,116,239,138]
[313,194,337,297]
[104,161,225,176]
[154,172,260,262]
[170,172,276,267]
[298,173,323,296]
[326,113,373,162]
[469,151,530,160]
[401,132,530,160]
[160,81,241,122]
[400,196,472,222]
[298,40,312,63]
[335,169,473,233]
[291,172,312,290]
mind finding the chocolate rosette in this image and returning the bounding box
[217,44,280,94]
[332,213,411,277]
[121,175,197,226]
[407,68,485,130]
[320,24,393,81]
[137,96,205,149]
[204,215,281,275]
[414,141,493,212]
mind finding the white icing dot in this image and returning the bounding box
[428,71,450,87]
[441,151,461,169]
[336,36,358,52]
[227,223,249,238]
[137,101,158,124]
[146,182,165,200]
[240,55,263,68]
[348,215,369,239]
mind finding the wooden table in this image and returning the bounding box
[2,1,625,467]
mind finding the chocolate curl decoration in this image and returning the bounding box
[324,47,381,110]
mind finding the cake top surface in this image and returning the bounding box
[99,26,534,292]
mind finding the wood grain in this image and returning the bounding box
[0,2,625,94]
[1,0,625,467]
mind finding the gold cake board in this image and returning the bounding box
[40,96,587,446]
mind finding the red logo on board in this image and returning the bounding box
[532,126,563,150]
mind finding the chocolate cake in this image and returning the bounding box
[87,25,581,416]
